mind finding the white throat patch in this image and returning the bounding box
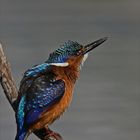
[82,53,88,66]
[50,62,69,67]
[80,53,88,69]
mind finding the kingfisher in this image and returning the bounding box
[15,37,107,140]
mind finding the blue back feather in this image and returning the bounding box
[16,95,26,131]
[24,63,50,77]
[16,95,28,140]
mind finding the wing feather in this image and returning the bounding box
[16,63,65,130]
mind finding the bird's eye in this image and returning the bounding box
[76,50,82,55]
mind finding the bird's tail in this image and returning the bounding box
[15,129,29,140]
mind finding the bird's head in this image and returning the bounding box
[46,37,107,69]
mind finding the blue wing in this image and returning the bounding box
[25,78,65,125]
[16,63,65,136]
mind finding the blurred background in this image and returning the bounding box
[0,0,140,140]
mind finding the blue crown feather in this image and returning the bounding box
[46,40,82,63]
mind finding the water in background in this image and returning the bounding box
[0,0,140,140]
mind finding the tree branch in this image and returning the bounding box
[0,43,18,109]
[0,43,63,140]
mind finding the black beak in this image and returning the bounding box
[83,37,108,55]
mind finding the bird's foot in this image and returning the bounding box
[44,128,63,140]
[34,127,64,140]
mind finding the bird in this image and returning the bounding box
[15,37,107,140]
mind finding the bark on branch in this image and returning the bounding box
[0,43,63,140]
[0,43,18,108]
